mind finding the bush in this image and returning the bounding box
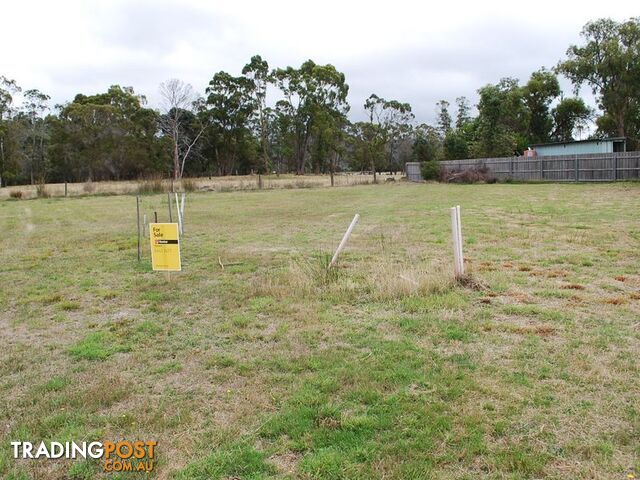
[82,181,96,193]
[420,160,442,181]
[36,183,50,198]
[9,190,23,199]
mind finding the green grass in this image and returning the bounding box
[1,182,639,478]
[68,332,129,361]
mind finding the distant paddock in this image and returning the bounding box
[0,173,404,200]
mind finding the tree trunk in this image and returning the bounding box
[173,139,180,180]
[0,137,5,188]
[32,131,37,183]
[370,150,377,184]
[330,151,336,187]
[261,114,269,174]
[617,112,625,138]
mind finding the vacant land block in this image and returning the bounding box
[0,182,638,479]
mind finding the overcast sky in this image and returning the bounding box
[1,0,637,123]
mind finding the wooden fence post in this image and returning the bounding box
[539,158,544,180]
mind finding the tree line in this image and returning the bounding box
[0,17,638,186]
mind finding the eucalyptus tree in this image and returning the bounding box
[551,97,592,142]
[349,121,386,175]
[557,17,640,146]
[523,68,561,144]
[455,96,471,129]
[270,108,294,174]
[204,71,255,175]
[49,85,162,181]
[242,55,272,174]
[413,124,442,162]
[20,89,50,183]
[413,123,443,180]
[0,76,21,186]
[273,60,349,174]
[309,103,348,179]
[473,78,529,157]
[436,100,452,136]
[363,94,413,180]
[443,128,471,160]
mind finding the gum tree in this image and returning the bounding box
[557,17,640,146]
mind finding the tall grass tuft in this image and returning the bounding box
[180,178,197,192]
[137,176,167,194]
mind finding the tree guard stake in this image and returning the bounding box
[329,214,360,268]
[450,205,464,277]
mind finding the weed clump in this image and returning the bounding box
[181,178,197,192]
[455,273,487,290]
[138,176,167,194]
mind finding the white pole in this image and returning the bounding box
[179,193,186,234]
[174,193,183,234]
[450,207,462,277]
[456,205,464,275]
[329,214,360,268]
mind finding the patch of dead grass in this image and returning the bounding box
[602,296,628,305]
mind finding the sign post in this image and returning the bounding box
[149,223,181,279]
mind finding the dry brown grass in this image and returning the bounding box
[0,173,401,199]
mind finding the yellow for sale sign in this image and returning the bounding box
[149,223,181,271]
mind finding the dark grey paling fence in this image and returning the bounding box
[406,151,640,182]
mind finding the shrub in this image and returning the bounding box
[420,160,442,181]
[36,183,50,198]
[9,190,23,199]
[82,181,96,193]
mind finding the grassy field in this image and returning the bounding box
[1,182,639,479]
